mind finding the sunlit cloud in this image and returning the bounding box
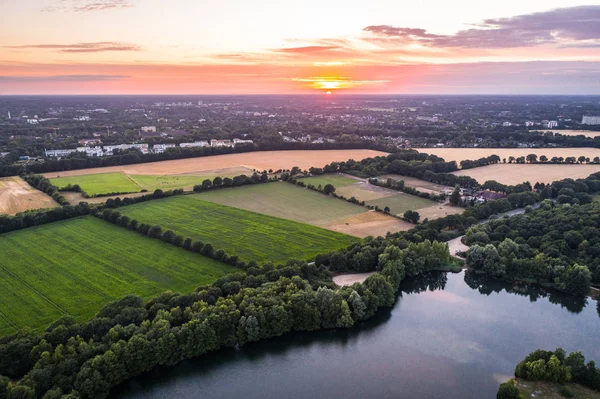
[292,76,391,91]
[4,42,142,53]
[42,0,135,12]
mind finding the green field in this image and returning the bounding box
[129,174,218,191]
[366,194,436,216]
[194,182,366,226]
[51,172,222,196]
[51,172,142,196]
[118,193,359,263]
[0,217,236,336]
[297,174,358,188]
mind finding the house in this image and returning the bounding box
[210,139,233,147]
[45,149,78,158]
[475,191,507,201]
[180,141,209,148]
[152,144,176,154]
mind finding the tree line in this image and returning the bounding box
[22,175,68,206]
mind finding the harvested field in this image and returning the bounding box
[452,164,600,185]
[333,272,375,287]
[0,176,58,215]
[418,203,464,221]
[365,194,437,216]
[42,150,387,178]
[118,194,358,263]
[325,211,413,237]
[194,182,366,227]
[532,129,600,138]
[0,217,236,336]
[297,174,358,188]
[378,174,453,195]
[414,147,600,164]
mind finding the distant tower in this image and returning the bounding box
[7,111,11,120]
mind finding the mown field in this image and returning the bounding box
[297,174,358,188]
[50,172,141,196]
[0,217,236,336]
[51,172,223,196]
[194,182,366,226]
[118,192,359,263]
[0,176,58,214]
[365,194,436,216]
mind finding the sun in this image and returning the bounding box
[326,90,332,95]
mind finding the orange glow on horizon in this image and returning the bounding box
[292,76,391,92]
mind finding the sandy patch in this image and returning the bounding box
[42,150,387,178]
[0,176,59,215]
[452,163,600,185]
[418,203,464,221]
[378,174,453,195]
[326,211,413,238]
[333,272,375,287]
[336,181,400,202]
[414,147,600,164]
[447,236,469,259]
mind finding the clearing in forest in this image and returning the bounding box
[0,176,58,215]
[117,191,359,263]
[0,217,236,337]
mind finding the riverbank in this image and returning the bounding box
[515,379,600,398]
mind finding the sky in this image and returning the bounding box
[1,0,600,94]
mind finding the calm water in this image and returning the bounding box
[112,271,600,399]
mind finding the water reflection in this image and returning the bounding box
[463,271,588,314]
[399,271,448,294]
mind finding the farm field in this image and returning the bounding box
[532,129,600,138]
[365,194,436,216]
[378,174,453,195]
[414,147,600,164]
[297,174,358,188]
[118,193,359,263]
[194,182,366,226]
[326,211,414,237]
[417,203,464,220]
[0,217,236,336]
[62,191,148,204]
[0,176,58,215]
[51,172,142,196]
[42,150,387,178]
[452,164,600,185]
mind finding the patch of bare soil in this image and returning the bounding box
[333,273,375,287]
[0,177,58,215]
[326,211,413,238]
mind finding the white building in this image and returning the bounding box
[73,116,91,121]
[502,122,512,127]
[524,121,534,127]
[76,146,104,157]
[152,144,176,154]
[104,143,149,155]
[582,116,600,125]
[210,139,233,148]
[180,141,209,148]
[232,138,253,146]
[547,121,558,128]
[141,126,157,132]
[45,149,77,158]
[27,119,39,125]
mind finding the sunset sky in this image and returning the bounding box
[1,0,600,94]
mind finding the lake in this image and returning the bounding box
[112,271,600,399]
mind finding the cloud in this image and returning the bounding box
[42,0,134,12]
[274,45,341,54]
[0,74,130,82]
[5,42,142,53]
[364,5,600,49]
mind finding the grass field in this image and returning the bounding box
[0,176,58,215]
[297,174,358,188]
[118,192,359,263]
[51,172,142,196]
[129,174,218,191]
[0,217,236,336]
[194,182,366,226]
[378,174,453,195]
[365,194,436,216]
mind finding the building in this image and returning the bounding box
[27,119,39,125]
[104,143,149,155]
[502,122,512,127]
[180,141,209,148]
[232,138,253,146]
[547,121,558,128]
[152,144,176,154]
[76,146,104,157]
[45,149,78,158]
[141,126,157,133]
[582,116,600,125]
[524,121,534,127]
[73,116,91,121]
[210,139,233,147]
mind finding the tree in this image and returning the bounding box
[539,155,548,163]
[202,179,212,189]
[449,185,462,206]
[383,206,391,214]
[526,154,538,164]
[403,210,420,224]
[212,177,223,186]
[496,379,521,399]
[323,184,336,195]
[560,264,592,296]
